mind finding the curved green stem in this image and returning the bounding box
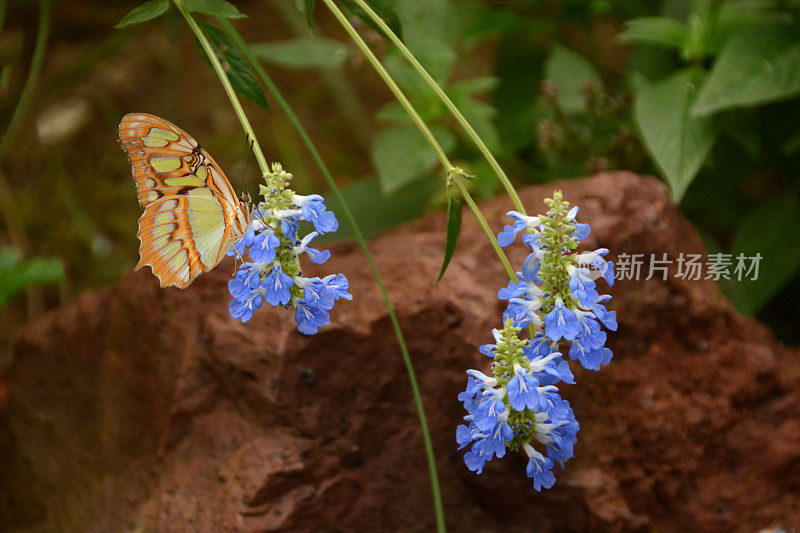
[216,18,447,532]
[0,0,8,33]
[173,0,269,175]
[348,0,526,214]
[321,0,450,169]
[0,0,51,252]
[454,177,515,280]
[0,0,50,159]
[269,0,373,152]
[322,0,517,283]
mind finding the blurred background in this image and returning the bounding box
[1,0,798,368]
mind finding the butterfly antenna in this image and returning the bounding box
[239,137,254,195]
[231,241,246,274]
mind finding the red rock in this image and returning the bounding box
[2,172,799,532]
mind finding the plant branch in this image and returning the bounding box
[173,0,269,175]
[321,0,450,168]
[218,16,447,533]
[0,0,52,253]
[349,0,526,214]
[322,0,517,282]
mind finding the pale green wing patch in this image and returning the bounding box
[186,196,228,267]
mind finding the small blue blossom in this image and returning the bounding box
[482,415,514,459]
[322,273,352,302]
[523,444,556,491]
[463,442,489,474]
[497,211,542,247]
[456,424,472,449]
[458,376,483,409]
[293,194,339,234]
[263,264,293,306]
[295,297,330,335]
[568,272,599,307]
[249,228,281,263]
[294,231,331,264]
[573,222,591,240]
[526,349,575,385]
[279,215,300,245]
[473,388,506,432]
[507,364,541,411]
[544,299,581,341]
[576,248,615,287]
[228,222,259,258]
[499,263,545,328]
[295,277,333,310]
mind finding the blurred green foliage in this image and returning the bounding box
[1,0,799,345]
[0,248,63,307]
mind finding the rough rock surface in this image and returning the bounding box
[2,172,798,532]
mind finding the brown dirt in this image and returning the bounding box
[2,172,798,532]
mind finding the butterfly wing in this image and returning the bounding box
[119,113,240,208]
[135,193,237,288]
[120,113,251,288]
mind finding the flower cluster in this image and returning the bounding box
[227,163,351,334]
[458,191,616,490]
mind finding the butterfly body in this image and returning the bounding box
[119,113,250,288]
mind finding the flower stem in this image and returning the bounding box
[322,0,517,282]
[454,176,516,280]
[173,0,269,176]
[321,0,449,169]
[349,0,526,215]
[0,0,51,253]
[217,16,447,533]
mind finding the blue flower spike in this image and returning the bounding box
[227,163,351,334]
[458,190,615,491]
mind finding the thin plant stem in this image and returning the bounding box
[0,0,7,32]
[0,0,52,253]
[173,0,269,175]
[180,10,450,526]
[217,18,447,532]
[349,0,526,215]
[454,177,515,279]
[321,0,449,167]
[0,0,50,159]
[321,0,517,281]
[269,0,373,152]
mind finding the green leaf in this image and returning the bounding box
[727,194,800,315]
[633,68,720,202]
[543,44,600,112]
[372,125,456,195]
[342,0,403,41]
[196,21,269,110]
[0,249,65,307]
[116,0,169,28]
[449,76,498,96]
[617,17,689,50]
[250,38,350,69]
[448,77,500,152]
[301,0,315,30]
[0,248,21,271]
[374,101,410,123]
[693,25,800,116]
[458,98,499,152]
[782,126,800,156]
[436,187,463,283]
[319,176,440,241]
[392,0,455,82]
[708,0,793,55]
[183,0,245,18]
